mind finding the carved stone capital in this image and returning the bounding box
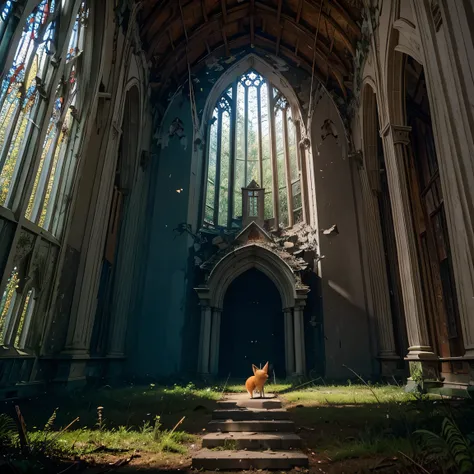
[380,123,412,145]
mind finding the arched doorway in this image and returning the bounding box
[403,56,464,362]
[219,268,285,379]
[195,243,309,377]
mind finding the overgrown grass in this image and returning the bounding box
[1,382,218,472]
[326,436,413,462]
[284,383,419,405]
[2,381,474,473]
[225,381,292,393]
[281,383,474,473]
[27,426,195,456]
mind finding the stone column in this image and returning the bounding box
[284,308,295,376]
[359,167,398,359]
[198,305,212,374]
[411,0,474,357]
[209,309,222,376]
[380,124,435,360]
[293,304,306,375]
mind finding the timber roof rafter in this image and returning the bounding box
[138,0,363,100]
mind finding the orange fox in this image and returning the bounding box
[245,362,269,399]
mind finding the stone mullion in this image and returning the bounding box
[359,166,397,358]
[256,85,263,188]
[267,81,279,228]
[244,85,249,187]
[294,119,309,224]
[227,81,237,227]
[282,107,294,227]
[381,124,434,358]
[213,111,223,226]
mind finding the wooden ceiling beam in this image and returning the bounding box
[155,34,327,99]
[296,0,303,23]
[201,0,208,22]
[257,10,349,74]
[221,0,229,56]
[141,0,176,39]
[221,0,228,24]
[250,0,255,46]
[257,1,355,56]
[275,0,282,55]
[151,2,349,74]
[324,0,360,34]
[147,3,247,59]
[221,24,230,56]
[145,0,356,61]
[148,1,354,90]
[178,0,189,43]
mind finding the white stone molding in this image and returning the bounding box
[293,303,306,375]
[195,243,309,376]
[210,309,222,376]
[283,308,295,375]
[380,123,435,359]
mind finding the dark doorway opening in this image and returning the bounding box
[219,268,285,379]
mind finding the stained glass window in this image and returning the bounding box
[24,1,88,235]
[14,288,34,349]
[0,266,18,344]
[204,70,301,229]
[0,0,57,208]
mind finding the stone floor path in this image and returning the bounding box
[192,393,308,470]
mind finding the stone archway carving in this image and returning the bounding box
[195,241,309,378]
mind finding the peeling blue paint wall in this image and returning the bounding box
[127,95,195,378]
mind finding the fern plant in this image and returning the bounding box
[0,413,17,445]
[414,417,474,473]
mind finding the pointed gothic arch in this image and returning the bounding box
[200,54,307,231]
[195,232,309,378]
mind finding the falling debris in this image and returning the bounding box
[322,224,339,236]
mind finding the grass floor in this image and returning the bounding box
[1,382,474,473]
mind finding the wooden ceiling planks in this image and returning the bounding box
[138,0,362,100]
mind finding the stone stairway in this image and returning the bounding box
[192,393,308,470]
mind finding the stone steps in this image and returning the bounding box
[192,392,308,470]
[217,398,282,410]
[202,432,302,450]
[212,408,289,420]
[193,449,308,470]
[209,419,295,432]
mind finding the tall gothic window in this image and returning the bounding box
[0,0,89,352]
[204,70,302,230]
[25,2,88,233]
[0,0,88,236]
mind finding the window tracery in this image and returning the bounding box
[0,0,90,352]
[0,0,88,237]
[204,70,302,230]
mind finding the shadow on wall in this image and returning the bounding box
[311,92,375,380]
[321,277,378,380]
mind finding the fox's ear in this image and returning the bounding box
[263,362,269,374]
[252,364,258,375]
